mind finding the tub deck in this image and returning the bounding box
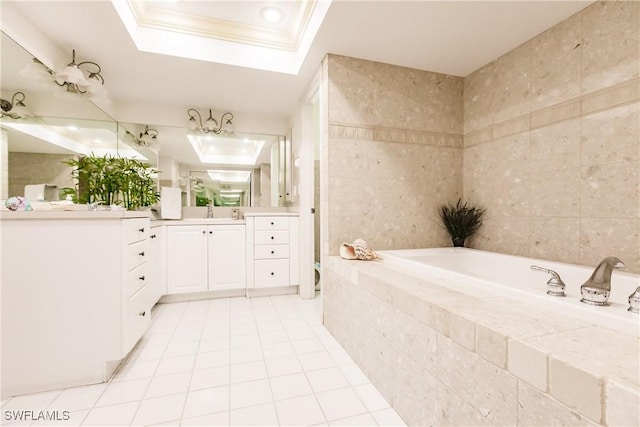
[380,247,640,337]
[324,254,640,426]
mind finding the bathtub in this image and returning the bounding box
[380,248,640,337]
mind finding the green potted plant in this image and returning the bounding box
[64,154,159,210]
[438,198,486,247]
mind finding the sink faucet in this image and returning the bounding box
[206,204,213,218]
[580,256,625,306]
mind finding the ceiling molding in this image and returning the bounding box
[126,0,317,52]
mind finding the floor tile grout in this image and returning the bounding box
[4,295,404,427]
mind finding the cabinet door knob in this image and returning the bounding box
[202,230,206,234]
[139,276,145,281]
[270,236,274,240]
[271,250,275,254]
[209,231,213,234]
[139,251,145,257]
[150,234,156,239]
[270,222,274,225]
[270,272,275,276]
[138,228,145,232]
[139,311,146,317]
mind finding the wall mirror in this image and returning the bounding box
[1,30,288,208]
[182,132,288,207]
[0,31,157,201]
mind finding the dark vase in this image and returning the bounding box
[452,237,465,247]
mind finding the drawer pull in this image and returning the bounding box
[270,272,275,276]
[150,234,157,239]
[270,236,274,240]
[270,221,274,225]
[139,276,145,281]
[271,250,275,254]
[138,227,145,233]
[139,311,146,317]
[139,251,145,257]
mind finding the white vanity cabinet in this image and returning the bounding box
[121,218,153,354]
[148,225,165,303]
[0,212,155,397]
[246,214,299,292]
[165,224,246,294]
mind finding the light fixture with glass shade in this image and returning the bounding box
[21,50,108,102]
[125,125,158,147]
[0,91,33,119]
[138,125,158,146]
[187,108,234,135]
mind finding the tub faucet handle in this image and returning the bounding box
[531,265,566,297]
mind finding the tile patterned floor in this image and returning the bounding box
[1,295,406,426]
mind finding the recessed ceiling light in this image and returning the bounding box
[261,7,283,23]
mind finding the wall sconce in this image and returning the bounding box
[126,125,158,147]
[138,125,158,146]
[21,50,108,102]
[0,92,32,119]
[187,108,234,135]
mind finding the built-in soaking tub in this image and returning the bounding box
[380,248,640,337]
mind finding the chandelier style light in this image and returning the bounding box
[0,92,32,119]
[21,50,108,102]
[126,125,158,147]
[187,108,234,135]
[138,125,158,146]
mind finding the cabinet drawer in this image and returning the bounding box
[127,264,148,297]
[255,230,289,245]
[123,283,152,354]
[254,259,290,288]
[255,217,289,230]
[124,218,150,245]
[126,240,148,271]
[254,244,289,260]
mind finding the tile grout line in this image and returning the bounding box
[130,301,187,426]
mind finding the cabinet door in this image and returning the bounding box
[208,225,246,291]
[166,225,208,294]
[147,227,165,303]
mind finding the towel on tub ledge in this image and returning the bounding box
[339,239,381,260]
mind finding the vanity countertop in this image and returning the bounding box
[243,212,299,217]
[0,210,152,220]
[160,218,246,225]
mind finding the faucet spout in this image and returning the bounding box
[580,257,624,306]
[583,257,624,291]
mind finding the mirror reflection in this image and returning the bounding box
[4,116,119,200]
[184,132,285,208]
[189,170,251,207]
[1,30,289,208]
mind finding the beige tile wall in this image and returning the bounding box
[8,152,75,199]
[325,55,464,255]
[463,1,640,272]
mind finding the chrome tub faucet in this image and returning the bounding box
[580,257,625,306]
[207,204,213,218]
